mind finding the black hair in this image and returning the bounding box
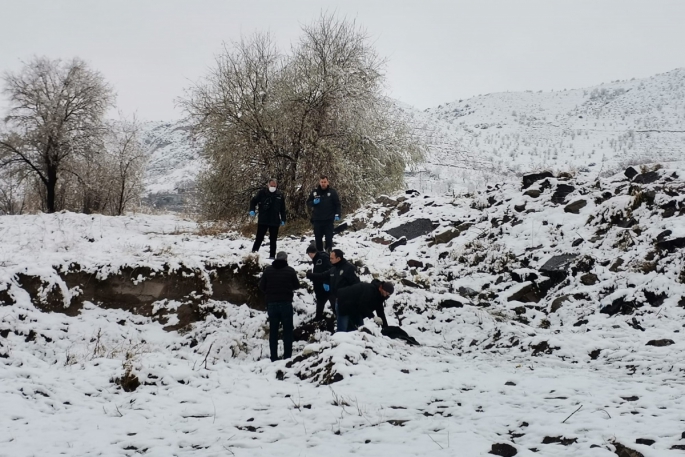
[331,249,344,260]
[306,245,317,254]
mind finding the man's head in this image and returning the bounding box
[378,281,394,299]
[330,248,344,264]
[276,251,288,261]
[268,178,277,193]
[319,175,329,190]
[306,245,317,260]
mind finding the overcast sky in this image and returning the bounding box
[1,0,684,120]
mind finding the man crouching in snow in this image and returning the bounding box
[259,251,300,361]
[334,280,394,332]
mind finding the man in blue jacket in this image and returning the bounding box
[249,178,286,259]
[306,176,341,252]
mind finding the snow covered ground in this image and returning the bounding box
[2,163,685,456]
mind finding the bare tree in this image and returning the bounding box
[0,57,114,213]
[182,14,424,221]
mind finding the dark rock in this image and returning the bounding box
[542,436,577,446]
[386,218,435,241]
[401,278,424,289]
[524,189,541,198]
[624,167,639,180]
[646,339,674,347]
[635,439,654,446]
[656,237,685,252]
[350,218,367,231]
[522,171,553,189]
[613,442,644,457]
[551,184,575,204]
[679,297,685,308]
[371,237,392,245]
[407,259,424,268]
[507,283,541,303]
[514,203,526,212]
[600,297,639,316]
[376,195,398,207]
[564,199,587,214]
[397,202,411,215]
[557,171,573,180]
[656,230,672,241]
[621,396,639,401]
[628,317,645,331]
[539,254,577,282]
[572,238,584,247]
[661,200,677,218]
[609,258,624,272]
[438,299,465,309]
[573,319,589,327]
[633,171,660,184]
[505,381,516,386]
[671,445,685,451]
[431,228,461,245]
[489,443,518,456]
[550,295,570,313]
[114,371,140,392]
[406,189,419,196]
[530,341,559,356]
[333,222,348,234]
[589,349,601,360]
[643,290,666,307]
[458,286,479,298]
[511,271,538,283]
[389,237,407,252]
[580,273,598,285]
[294,317,336,341]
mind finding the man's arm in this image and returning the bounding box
[249,190,261,212]
[306,268,331,282]
[376,305,389,328]
[305,190,314,209]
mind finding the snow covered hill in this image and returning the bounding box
[2,163,685,456]
[407,68,685,193]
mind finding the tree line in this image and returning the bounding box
[0,14,424,219]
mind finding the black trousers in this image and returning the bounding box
[315,292,334,320]
[313,220,334,252]
[267,301,293,362]
[252,224,279,257]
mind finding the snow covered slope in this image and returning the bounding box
[2,163,685,456]
[409,68,685,193]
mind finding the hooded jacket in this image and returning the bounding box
[259,259,300,303]
[309,250,332,297]
[336,279,389,327]
[250,188,286,227]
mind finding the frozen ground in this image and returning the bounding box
[2,163,685,456]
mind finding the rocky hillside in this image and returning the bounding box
[2,163,685,455]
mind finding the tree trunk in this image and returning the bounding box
[46,166,58,213]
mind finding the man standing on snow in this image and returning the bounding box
[306,175,341,252]
[259,251,300,362]
[335,279,394,332]
[249,178,286,259]
[306,249,359,315]
[306,245,333,320]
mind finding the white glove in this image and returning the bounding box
[373,316,383,326]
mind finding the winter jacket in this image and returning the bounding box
[259,259,300,303]
[250,188,286,227]
[307,258,359,296]
[336,279,388,327]
[306,186,341,222]
[309,251,332,297]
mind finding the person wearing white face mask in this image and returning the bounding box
[249,178,287,259]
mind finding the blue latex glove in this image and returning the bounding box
[334,215,340,221]
[323,284,330,292]
[280,221,285,226]
[249,211,256,217]
[313,198,320,205]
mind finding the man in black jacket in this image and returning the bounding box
[259,251,300,362]
[306,176,341,252]
[249,178,286,259]
[306,249,359,313]
[306,245,332,320]
[335,279,394,332]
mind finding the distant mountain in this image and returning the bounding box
[141,69,685,207]
[406,68,685,193]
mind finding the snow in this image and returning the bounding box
[3,161,685,455]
